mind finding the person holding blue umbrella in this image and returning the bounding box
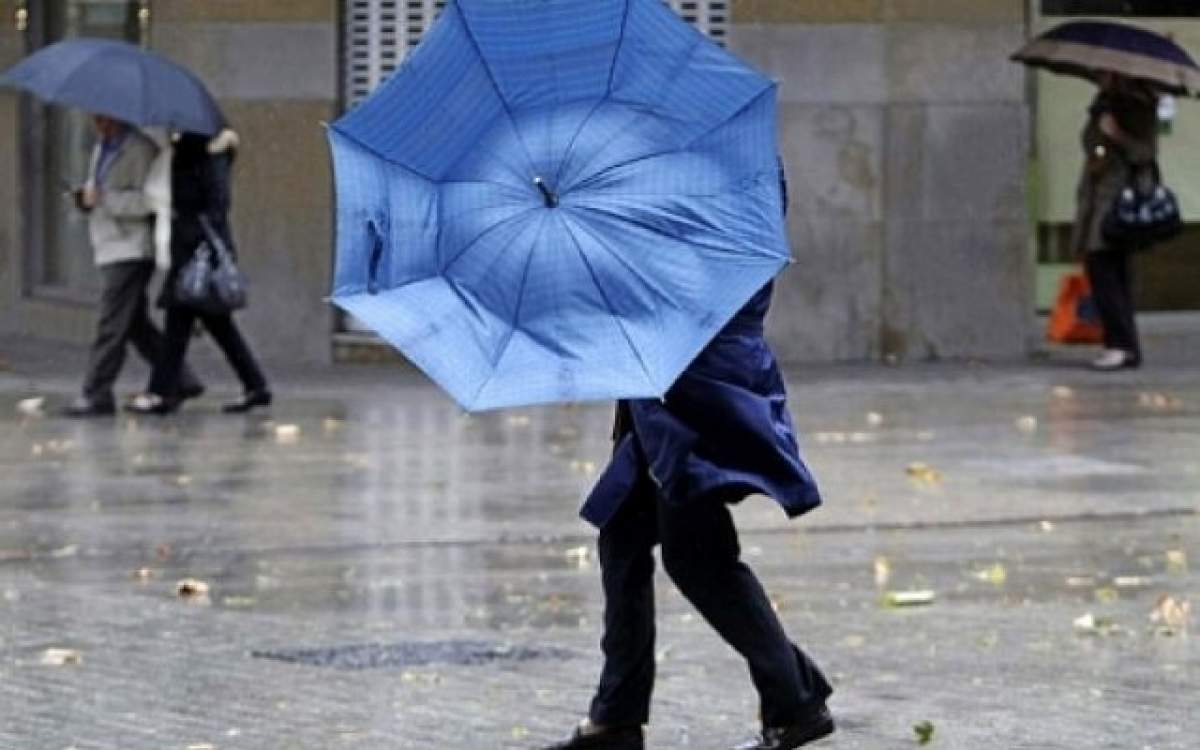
[326,2,834,746]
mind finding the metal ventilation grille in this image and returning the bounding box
[344,0,731,107]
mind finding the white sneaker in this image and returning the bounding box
[1092,349,1131,371]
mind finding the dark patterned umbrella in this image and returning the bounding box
[1013,20,1200,96]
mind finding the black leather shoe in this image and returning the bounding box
[541,724,643,750]
[61,397,115,418]
[222,389,272,413]
[732,706,835,749]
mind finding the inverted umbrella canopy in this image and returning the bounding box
[0,38,225,135]
[329,0,789,411]
[1012,20,1200,96]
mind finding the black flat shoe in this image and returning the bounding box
[732,706,835,750]
[541,724,643,750]
[61,397,115,418]
[222,389,272,413]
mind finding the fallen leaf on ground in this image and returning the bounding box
[972,563,1007,585]
[1114,576,1151,588]
[48,544,78,559]
[16,397,44,417]
[176,578,211,601]
[1094,586,1119,604]
[873,557,891,587]
[564,546,591,568]
[905,463,942,485]
[1149,595,1190,636]
[40,648,82,666]
[913,720,935,745]
[1073,612,1122,636]
[1165,550,1188,574]
[155,544,172,561]
[883,590,936,608]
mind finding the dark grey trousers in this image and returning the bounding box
[82,259,200,405]
[1085,249,1141,359]
[588,472,832,729]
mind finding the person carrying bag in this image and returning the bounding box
[128,128,271,415]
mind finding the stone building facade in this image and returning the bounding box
[0,1,1092,368]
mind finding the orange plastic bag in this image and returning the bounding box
[1047,272,1104,345]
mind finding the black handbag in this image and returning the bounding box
[174,214,248,314]
[1101,160,1182,250]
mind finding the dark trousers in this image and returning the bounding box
[588,474,831,728]
[82,260,200,405]
[1085,250,1141,359]
[148,306,266,399]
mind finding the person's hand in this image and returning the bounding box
[76,185,99,211]
[1099,113,1124,141]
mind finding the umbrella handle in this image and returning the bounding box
[533,177,559,208]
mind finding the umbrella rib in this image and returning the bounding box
[605,0,634,94]
[560,214,676,309]
[572,201,784,262]
[571,86,774,195]
[330,125,439,183]
[559,218,658,396]
[452,4,539,177]
[466,215,546,407]
[561,35,707,189]
[442,206,541,274]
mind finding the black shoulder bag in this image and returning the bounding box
[174,214,249,314]
[1101,160,1182,251]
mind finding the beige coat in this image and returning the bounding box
[85,129,161,267]
[1071,90,1158,256]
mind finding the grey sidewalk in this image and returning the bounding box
[0,327,1197,749]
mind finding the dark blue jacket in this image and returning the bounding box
[581,281,823,528]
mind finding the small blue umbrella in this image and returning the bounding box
[0,38,225,135]
[330,0,789,411]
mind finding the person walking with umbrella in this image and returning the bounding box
[63,113,203,417]
[127,128,272,415]
[1013,21,1200,371]
[325,1,833,746]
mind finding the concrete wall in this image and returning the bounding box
[734,0,1035,361]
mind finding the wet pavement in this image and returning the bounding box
[0,332,1197,749]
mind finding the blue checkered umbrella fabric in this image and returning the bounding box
[329,0,790,411]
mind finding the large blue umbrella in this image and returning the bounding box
[0,38,225,135]
[330,0,789,411]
